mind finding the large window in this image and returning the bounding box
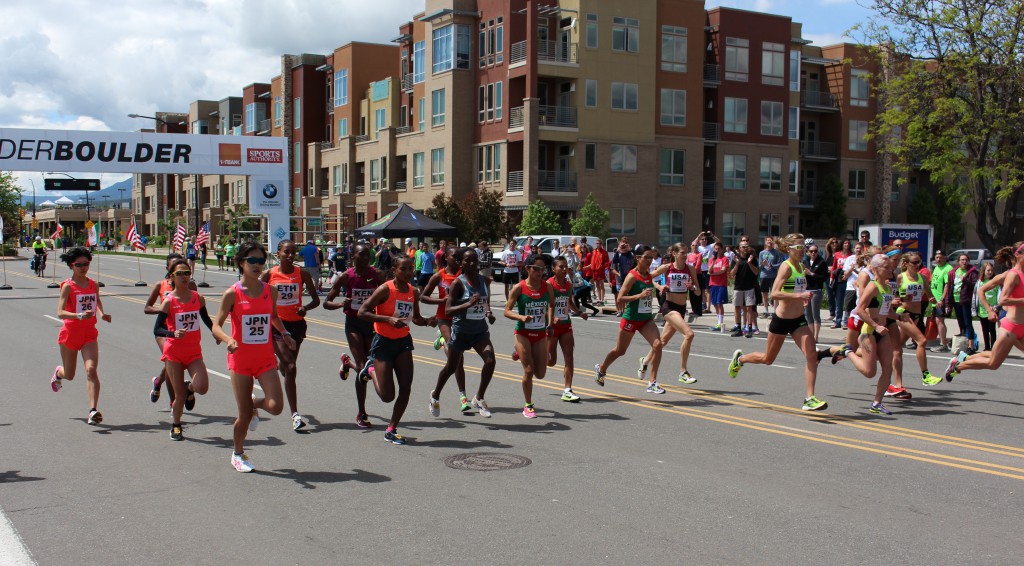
[413,153,425,188]
[431,148,445,184]
[585,143,597,170]
[244,102,264,134]
[273,97,283,128]
[788,107,799,139]
[191,120,208,135]
[477,82,502,122]
[611,208,637,235]
[337,118,348,139]
[332,165,341,195]
[725,37,749,81]
[475,144,502,184]
[612,17,640,53]
[495,81,502,119]
[413,41,425,83]
[610,144,637,172]
[789,50,801,91]
[294,142,300,173]
[341,163,348,193]
[761,42,785,86]
[849,120,868,151]
[611,82,638,110]
[850,69,870,107]
[760,101,783,136]
[293,98,301,129]
[586,79,597,108]
[759,213,781,238]
[432,89,446,127]
[432,24,471,73]
[660,89,686,126]
[724,97,747,133]
[849,169,867,199]
[586,14,599,48]
[759,157,782,191]
[659,210,684,247]
[478,18,504,67]
[789,160,799,193]
[659,149,685,185]
[724,154,747,189]
[721,212,745,245]
[334,69,349,106]
[370,159,380,192]
[661,26,687,72]
[375,108,387,131]
[418,97,425,131]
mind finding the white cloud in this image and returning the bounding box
[804,32,849,47]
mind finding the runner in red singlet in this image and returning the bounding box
[421,246,472,412]
[144,253,193,405]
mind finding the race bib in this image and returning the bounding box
[394,300,414,320]
[467,301,487,320]
[638,294,653,314]
[525,303,546,330]
[905,283,923,303]
[351,288,373,310]
[276,283,299,306]
[241,314,270,345]
[76,293,97,314]
[879,293,893,316]
[793,276,807,293]
[174,311,200,333]
[667,272,689,293]
[554,296,569,320]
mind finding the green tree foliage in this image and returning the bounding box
[223,204,259,241]
[517,200,561,236]
[569,193,610,240]
[462,188,508,243]
[860,0,1024,250]
[426,193,469,240]
[0,171,22,252]
[906,186,938,227]
[812,175,848,237]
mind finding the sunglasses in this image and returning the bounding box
[72,262,91,268]
[809,249,818,253]
[244,256,268,265]
[173,270,192,276]
[790,245,804,250]
[909,260,922,265]
[526,265,545,270]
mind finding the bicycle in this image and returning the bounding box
[34,251,47,277]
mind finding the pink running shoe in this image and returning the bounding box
[512,350,520,362]
[339,353,353,380]
[50,366,62,392]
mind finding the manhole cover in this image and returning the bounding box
[443,452,532,471]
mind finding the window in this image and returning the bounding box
[760,101,783,136]
[334,69,349,106]
[789,50,801,91]
[850,69,870,107]
[761,42,785,86]
[413,42,425,83]
[661,26,687,72]
[585,143,596,170]
[724,155,746,189]
[788,107,799,139]
[244,102,264,133]
[612,17,639,53]
[375,108,386,131]
[337,118,348,139]
[585,79,597,108]
[432,24,471,73]
[332,166,341,195]
[431,89,446,127]
[610,208,637,235]
[370,159,380,192]
[759,157,782,191]
[849,120,868,151]
[659,149,685,185]
[789,160,798,193]
[431,148,445,184]
[848,169,867,199]
[487,84,494,121]
[293,98,301,129]
[611,82,638,110]
[418,97,425,131]
[725,37,749,81]
[191,120,208,135]
[891,177,901,202]
[341,163,349,193]
[294,142,300,173]
[273,97,282,128]
[721,212,746,245]
[658,210,684,247]
[413,153,425,188]
[610,144,637,172]
[495,81,502,119]
[724,97,747,133]
[759,213,781,238]
[479,19,504,66]
[660,89,686,126]
[475,143,502,184]
[586,14,599,48]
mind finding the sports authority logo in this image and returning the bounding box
[247,148,283,164]
[262,183,279,199]
[219,144,241,166]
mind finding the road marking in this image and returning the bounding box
[0,507,36,565]
[207,369,264,392]
[43,315,61,323]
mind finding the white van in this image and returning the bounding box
[514,235,600,255]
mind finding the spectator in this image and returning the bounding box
[299,240,322,292]
[758,237,785,318]
[500,239,524,299]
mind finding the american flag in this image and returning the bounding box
[127,221,146,251]
[172,222,186,251]
[195,222,210,246]
[50,222,63,241]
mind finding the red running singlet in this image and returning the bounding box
[227,282,277,377]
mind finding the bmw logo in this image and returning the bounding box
[262,183,278,199]
[275,227,287,239]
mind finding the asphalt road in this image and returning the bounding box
[2,252,1023,565]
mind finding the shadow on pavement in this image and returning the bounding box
[0,471,46,484]
[189,435,288,449]
[411,437,514,449]
[252,468,391,489]
[73,419,167,435]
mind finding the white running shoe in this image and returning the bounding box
[637,357,648,380]
[471,396,492,418]
[429,397,441,418]
[231,451,254,473]
[291,413,306,431]
[249,394,260,432]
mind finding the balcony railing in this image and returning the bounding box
[704,64,721,85]
[798,187,819,207]
[703,180,718,201]
[395,181,407,191]
[801,90,839,110]
[509,106,525,129]
[703,122,720,142]
[395,125,412,135]
[510,40,527,66]
[538,170,577,192]
[354,185,365,194]
[538,105,577,128]
[537,40,578,64]
[402,73,414,93]
[799,140,838,159]
[257,119,271,134]
[507,170,524,193]
[319,141,332,150]
[353,134,370,143]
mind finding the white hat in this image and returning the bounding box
[405,237,412,243]
[804,238,815,246]
[460,242,467,247]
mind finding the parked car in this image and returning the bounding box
[948,249,994,267]
[513,235,600,255]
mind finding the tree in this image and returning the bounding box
[906,186,938,227]
[812,174,848,237]
[224,204,259,242]
[859,0,1024,250]
[517,199,561,236]
[462,188,508,243]
[426,193,469,240]
[0,171,22,252]
[570,193,610,240]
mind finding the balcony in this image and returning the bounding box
[703,122,720,143]
[537,40,578,64]
[795,188,819,208]
[800,90,839,111]
[799,140,838,161]
[395,125,412,135]
[703,180,718,202]
[538,170,577,192]
[257,119,271,135]
[507,170,524,193]
[509,106,525,130]
[510,40,527,66]
[538,105,577,128]
[402,73,414,93]
[353,134,370,143]
[704,64,721,86]
[395,181,407,191]
[354,185,365,195]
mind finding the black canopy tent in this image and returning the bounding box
[354,203,458,239]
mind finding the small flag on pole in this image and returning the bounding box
[51,222,63,241]
[127,221,146,251]
[195,222,210,247]
[172,222,186,251]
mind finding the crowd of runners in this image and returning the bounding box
[43,232,1024,472]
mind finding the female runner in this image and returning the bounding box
[154,258,215,440]
[421,246,472,412]
[145,253,193,405]
[505,254,556,417]
[547,255,588,402]
[358,256,428,444]
[50,247,112,425]
[894,252,941,387]
[211,241,291,473]
[728,234,827,411]
[430,247,498,416]
[594,247,666,394]
[639,243,701,384]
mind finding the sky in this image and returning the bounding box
[1,0,873,196]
